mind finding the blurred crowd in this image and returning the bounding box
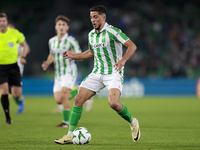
[69,0,200,78]
[1,0,200,78]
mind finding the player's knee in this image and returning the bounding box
[11,87,22,98]
[0,86,9,95]
[74,94,84,107]
[60,94,65,102]
[55,100,62,104]
[55,96,63,104]
[54,95,62,104]
[12,93,21,98]
[109,101,119,110]
[0,89,9,95]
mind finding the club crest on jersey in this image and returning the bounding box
[8,42,14,48]
[91,43,106,49]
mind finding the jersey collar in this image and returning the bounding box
[57,33,68,41]
[0,26,10,35]
[92,22,108,34]
[100,22,108,32]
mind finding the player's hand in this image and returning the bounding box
[63,51,69,59]
[20,57,26,64]
[114,59,126,71]
[42,61,48,71]
[63,51,74,60]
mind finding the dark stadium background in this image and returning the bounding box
[1,0,200,96]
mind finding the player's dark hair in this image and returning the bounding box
[0,13,7,19]
[55,15,70,24]
[90,5,106,15]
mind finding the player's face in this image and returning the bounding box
[90,11,106,32]
[0,17,8,31]
[55,20,69,35]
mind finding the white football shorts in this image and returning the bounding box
[53,73,77,92]
[17,59,24,76]
[80,72,123,94]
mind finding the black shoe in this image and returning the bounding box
[6,119,13,125]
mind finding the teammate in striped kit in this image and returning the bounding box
[55,5,140,144]
[42,15,82,128]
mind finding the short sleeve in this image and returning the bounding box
[17,30,25,44]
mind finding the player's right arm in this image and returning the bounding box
[42,53,54,71]
[63,50,94,60]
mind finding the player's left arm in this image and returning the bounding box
[114,39,137,71]
[63,49,94,60]
[19,40,29,64]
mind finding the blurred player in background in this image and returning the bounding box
[42,15,93,128]
[8,21,31,114]
[0,13,28,124]
[55,5,140,144]
[53,85,93,113]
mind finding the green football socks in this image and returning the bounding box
[69,105,83,132]
[117,104,133,123]
[13,97,19,105]
[62,109,70,122]
[70,88,78,100]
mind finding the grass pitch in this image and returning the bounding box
[0,96,200,150]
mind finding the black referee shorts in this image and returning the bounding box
[0,63,22,86]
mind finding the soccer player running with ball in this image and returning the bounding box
[42,15,92,127]
[55,5,140,144]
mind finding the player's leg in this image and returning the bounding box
[55,73,102,144]
[108,88,140,142]
[85,97,94,112]
[10,63,24,114]
[55,87,95,144]
[0,82,12,125]
[17,64,25,114]
[105,73,140,142]
[54,87,71,127]
[108,88,134,125]
[52,86,78,113]
[108,88,123,111]
[19,63,25,112]
[69,87,95,132]
[53,78,63,113]
[61,87,71,126]
[108,88,135,123]
[54,90,69,127]
[71,85,93,112]
[52,104,63,113]
[11,85,24,114]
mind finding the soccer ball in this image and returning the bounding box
[72,127,91,145]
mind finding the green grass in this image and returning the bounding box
[0,96,200,150]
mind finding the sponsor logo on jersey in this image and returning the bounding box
[8,42,14,48]
[91,43,106,49]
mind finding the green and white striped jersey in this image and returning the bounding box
[49,33,81,79]
[88,22,129,75]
